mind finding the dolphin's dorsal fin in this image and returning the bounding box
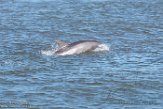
[56,40,69,49]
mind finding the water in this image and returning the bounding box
[0,0,163,108]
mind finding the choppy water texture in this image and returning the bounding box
[0,0,163,108]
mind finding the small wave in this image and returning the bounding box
[14,0,57,2]
[82,0,109,3]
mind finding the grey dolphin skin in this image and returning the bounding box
[54,40,109,56]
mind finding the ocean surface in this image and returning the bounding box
[0,0,163,108]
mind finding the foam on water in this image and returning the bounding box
[93,44,110,52]
[41,49,55,56]
[41,44,57,56]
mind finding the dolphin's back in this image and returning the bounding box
[68,40,100,47]
[55,40,102,55]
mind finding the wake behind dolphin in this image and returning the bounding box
[42,40,109,56]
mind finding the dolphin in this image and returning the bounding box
[54,40,109,56]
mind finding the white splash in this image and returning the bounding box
[41,49,56,56]
[93,44,110,52]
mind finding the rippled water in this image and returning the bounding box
[0,0,163,108]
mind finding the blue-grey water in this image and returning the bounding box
[0,0,163,108]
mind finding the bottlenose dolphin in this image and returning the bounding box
[54,40,109,56]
